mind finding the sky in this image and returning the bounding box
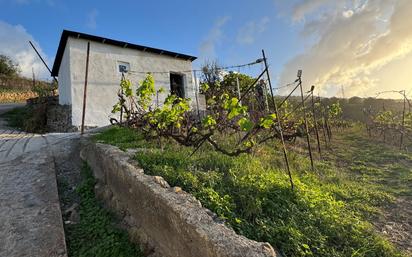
[0,0,411,99]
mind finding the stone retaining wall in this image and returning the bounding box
[47,104,75,132]
[80,141,279,257]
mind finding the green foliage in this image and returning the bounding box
[96,126,406,257]
[405,112,412,128]
[1,105,48,133]
[122,79,133,97]
[136,74,155,110]
[221,93,248,120]
[199,61,258,110]
[374,111,395,126]
[220,72,256,101]
[93,126,150,151]
[1,106,28,129]
[147,94,190,129]
[259,113,277,129]
[111,73,282,156]
[32,82,57,98]
[238,117,254,132]
[65,163,143,257]
[0,54,20,77]
[135,146,401,257]
[199,83,209,94]
[328,102,343,119]
[202,114,217,128]
[111,102,122,114]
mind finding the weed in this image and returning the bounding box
[64,163,143,257]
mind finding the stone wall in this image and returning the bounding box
[80,141,279,257]
[46,104,75,132]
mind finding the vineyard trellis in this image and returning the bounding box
[109,50,347,189]
[363,90,412,150]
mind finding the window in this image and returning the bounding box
[170,73,185,98]
[118,61,130,73]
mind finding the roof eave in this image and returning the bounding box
[51,30,197,77]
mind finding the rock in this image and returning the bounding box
[153,176,170,188]
[64,203,78,215]
[261,243,277,256]
[173,186,183,194]
[69,209,80,224]
[205,209,217,219]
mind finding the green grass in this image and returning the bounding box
[64,163,143,257]
[1,106,29,129]
[94,125,409,257]
[93,126,152,150]
[1,105,48,133]
[324,127,412,199]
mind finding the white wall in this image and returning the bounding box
[58,41,71,105]
[61,37,204,127]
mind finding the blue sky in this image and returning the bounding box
[0,0,304,81]
[1,0,412,98]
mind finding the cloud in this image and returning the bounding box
[236,17,270,45]
[292,0,331,21]
[342,9,354,18]
[86,8,99,29]
[199,16,230,61]
[0,21,50,79]
[278,0,412,98]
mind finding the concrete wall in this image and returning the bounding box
[58,37,205,127]
[80,141,279,257]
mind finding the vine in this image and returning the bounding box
[111,73,285,156]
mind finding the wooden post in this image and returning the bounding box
[236,75,242,105]
[120,73,125,125]
[81,42,91,135]
[318,94,329,149]
[298,72,314,171]
[323,103,332,142]
[32,68,36,89]
[193,70,201,119]
[264,81,269,113]
[262,49,294,190]
[311,87,321,157]
[400,90,406,150]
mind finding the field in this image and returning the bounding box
[95,125,412,257]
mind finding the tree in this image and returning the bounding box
[0,55,20,77]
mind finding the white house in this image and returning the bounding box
[51,30,204,128]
